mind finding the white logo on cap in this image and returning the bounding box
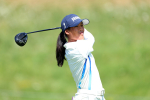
[71,16,80,22]
[63,23,66,29]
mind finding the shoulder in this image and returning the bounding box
[63,42,76,49]
[64,40,93,59]
[64,40,89,51]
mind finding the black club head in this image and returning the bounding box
[15,32,28,46]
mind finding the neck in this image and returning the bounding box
[68,39,77,42]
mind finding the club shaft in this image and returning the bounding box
[27,27,61,34]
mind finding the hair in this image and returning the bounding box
[56,31,67,67]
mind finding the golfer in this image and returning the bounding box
[56,14,105,100]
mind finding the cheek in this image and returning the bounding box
[71,29,78,36]
[70,28,81,38]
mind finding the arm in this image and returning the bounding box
[84,28,95,47]
[77,29,95,58]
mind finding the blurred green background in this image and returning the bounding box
[0,0,150,100]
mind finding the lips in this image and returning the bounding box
[80,31,84,34]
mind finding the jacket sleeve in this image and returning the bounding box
[77,29,95,58]
[84,28,95,47]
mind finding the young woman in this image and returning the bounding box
[56,14,105,100]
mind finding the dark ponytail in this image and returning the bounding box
[56,31,67,67]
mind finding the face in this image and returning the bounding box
[65,22,84,42]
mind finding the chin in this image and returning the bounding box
[78,36,84,40]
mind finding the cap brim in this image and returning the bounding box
[82,19,90,25]
[70,19,90,28]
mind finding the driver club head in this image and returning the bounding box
[15,32,28,46]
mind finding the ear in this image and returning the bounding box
[65,29,70,35]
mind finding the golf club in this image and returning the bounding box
[14,27,61,47]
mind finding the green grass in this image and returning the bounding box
[0,1,150,100]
